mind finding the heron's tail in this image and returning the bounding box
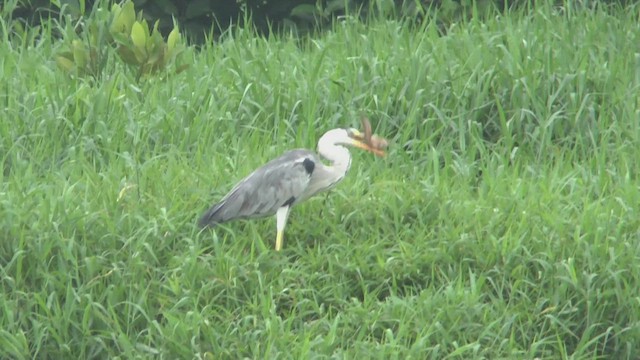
[198,202,223,228]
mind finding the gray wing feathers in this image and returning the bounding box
[198,149,317,228]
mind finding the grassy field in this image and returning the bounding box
[2,1,640,359]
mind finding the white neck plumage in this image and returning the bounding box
[312,129,353,191]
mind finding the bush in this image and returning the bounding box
[53,0,188,81]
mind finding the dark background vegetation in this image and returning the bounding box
[6,0,603,43]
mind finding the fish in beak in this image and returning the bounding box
[347,117,388,157]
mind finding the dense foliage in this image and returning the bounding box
[10,0,536,41]
[1,0,639,358]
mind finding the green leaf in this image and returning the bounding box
[110,31,130,46]
[110,1,135,36]
[72,40,87,69]
[88,21,99,46]
[152,19,160,35]
[117,46,140,65]
[140,19,151,42]
[56,55,75,73]
[131,45,147,63]
[110,3,121,17]
[147,33,166,65]
[148,20,163,51]
[130,22,147,53]
[167,27,180,53]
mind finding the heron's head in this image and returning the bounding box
[319,128,387,157]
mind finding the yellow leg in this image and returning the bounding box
[275,206,290,251]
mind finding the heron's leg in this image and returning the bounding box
[275,206,291,251]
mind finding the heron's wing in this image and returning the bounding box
[199,149,319,227]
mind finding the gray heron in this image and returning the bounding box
[198,125,387,251]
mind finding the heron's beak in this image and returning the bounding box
[348,129,387,157]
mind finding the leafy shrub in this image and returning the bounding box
[54,0,188,81]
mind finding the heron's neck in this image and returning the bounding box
[318,143,352,179]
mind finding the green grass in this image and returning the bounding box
[2,2,640,359]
